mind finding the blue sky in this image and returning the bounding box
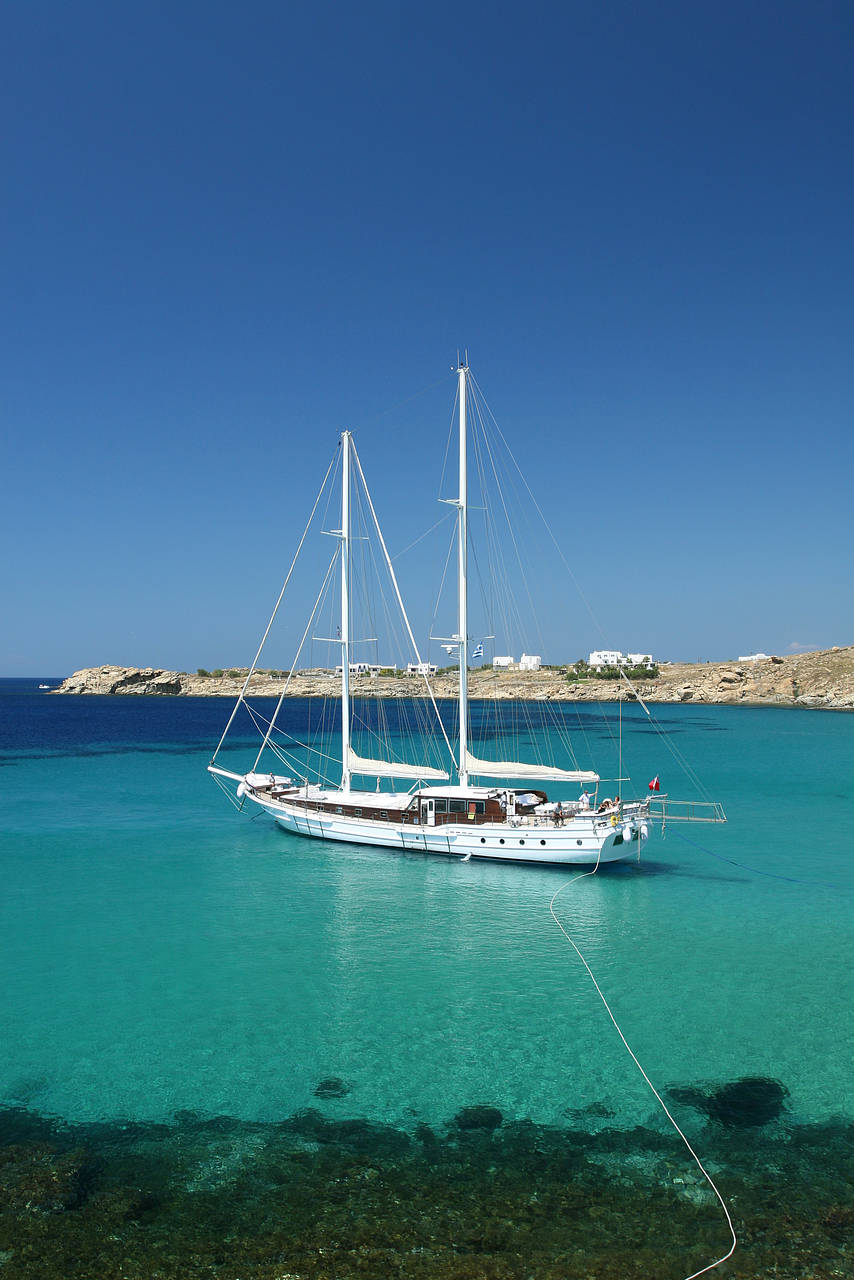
[3,0,852,675]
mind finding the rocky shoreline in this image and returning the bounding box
[53,646,854,709]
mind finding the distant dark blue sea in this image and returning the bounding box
[1,679,852,1278]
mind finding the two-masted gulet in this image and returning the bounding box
[209,362,659,866]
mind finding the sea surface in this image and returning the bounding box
[1,679,852,1279]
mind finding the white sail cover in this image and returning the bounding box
[464,750,598,783]
[347,748,448,781]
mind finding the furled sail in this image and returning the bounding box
[347,748,448,781]
[464,750,598,783]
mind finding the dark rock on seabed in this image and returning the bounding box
[668,1076,790,1128]
[1,1096,853,1279]
[313,1076,352,1099]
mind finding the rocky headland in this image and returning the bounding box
[54,646,854,709]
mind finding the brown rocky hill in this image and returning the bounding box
[54,647,854,709]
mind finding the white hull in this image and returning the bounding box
[248,794,644,866]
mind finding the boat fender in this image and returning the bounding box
[236,782,246,800]
[639,822,649,841]
[610,813,618,826]
[621,823,633,842]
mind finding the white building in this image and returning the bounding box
[406,662,437,677]
[589,650,655,669]
[492,655,514,669]
[336,663,396,677]
[588,650,623,668]
[738,653,771,663]
[519,654,541,670]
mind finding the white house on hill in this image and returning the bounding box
[406,662,437,677]
[492,655,514,669]
[589,650,655,669]
[589,650,623,668]
[519,654,541,670]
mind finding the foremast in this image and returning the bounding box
[340,430,352,791]
[456,360,469,788]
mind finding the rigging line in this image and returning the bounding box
[671,828,846,890]
[437,380,460,504]
[351,438,456,764]
[429,520,458,646]
[242,701,343,769]
[467,370,671,790]
[210,445,339,765]
[468,371,611,649]
[252,549,340,772]
[630,697,712,802]
[392,511,454,561]
[471,385,545,658]
[469,393,581,771]
[549,874,737,1280]
[357,373,449,427]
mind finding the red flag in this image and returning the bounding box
[648,776,660,792]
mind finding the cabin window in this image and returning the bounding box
[354,808,362,817]
[380,810,388,820]
[433,799,448,814]
[449,799,466,814]
[335,806,343,814]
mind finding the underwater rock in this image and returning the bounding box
[284,1108,411,1156]
[707,1077,789,1127]
[669,1076,789,1128]
[452,1105,503,1132]
[313,1076,351,1099]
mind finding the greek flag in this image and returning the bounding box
[472,643,484,660]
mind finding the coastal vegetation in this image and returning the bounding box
[566,660,660,683]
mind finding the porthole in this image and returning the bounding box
[577,839,582,846]
[499,838,505,845]
[480,837,486,844]
[540,839,546,846]
[519,839,525,846]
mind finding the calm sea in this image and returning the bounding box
[1,680,852,1278]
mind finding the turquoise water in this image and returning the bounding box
[2,690,852,1131]
[2,686,853,1277]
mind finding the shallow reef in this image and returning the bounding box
[1,1089,852,1279]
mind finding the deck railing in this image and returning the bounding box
[648,797,727,824]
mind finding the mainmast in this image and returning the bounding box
[457,361,469,787]
[340,430,352,791]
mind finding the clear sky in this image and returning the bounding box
[3,0,852,675]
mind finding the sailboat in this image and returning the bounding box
[209,362,723,866]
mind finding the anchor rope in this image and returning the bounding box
[672,827,844,890]
[549,868,737,1279]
